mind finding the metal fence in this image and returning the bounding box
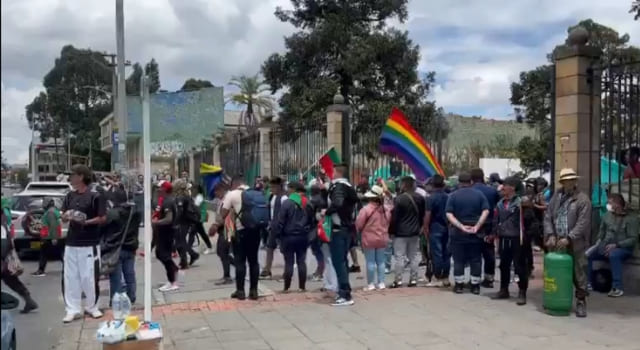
[220,130,260,184]
[588,60,640,212]
[270,116,327,182]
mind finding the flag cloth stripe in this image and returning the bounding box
[319,147,341,179]
[200,163,224,199]
[379,107,444,180]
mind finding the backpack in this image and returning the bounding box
[183,198,201,225]
[239,189,270,230]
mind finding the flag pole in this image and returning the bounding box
[301,146,334,180]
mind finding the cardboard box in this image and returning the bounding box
[103,338,162,350]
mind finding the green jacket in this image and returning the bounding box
[597,211,639,250]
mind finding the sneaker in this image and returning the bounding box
[189,252,200,266]
[349,265,361,273]
[310,274,323,282]
[259,271,272,280]
[203,248,212,255]
[385,267,391,274]
[62,313,81,323]
[408,280,418,288]
[158,283,179,292]
[332,298,355,307]
[377,283,386,290]
[214,277,233,286]
[608,288,624,297]
[453,283,464,294]
[31,270,46,277]
[575,299,587,318]
[363,284,375,291]
[514,275,520,283]
[442,279,451,288]
[390,281,403,289]
[248,289,259,300]
[587,283,594,291]
[516,290,527,306]
[20,297,38,314]
[491,289,510,300]
[425,280,442,288]
[86,309,103,319]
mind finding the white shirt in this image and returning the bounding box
[222,185,249,230]
[270,194,288,220]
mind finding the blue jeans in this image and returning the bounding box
[587,247,633,290]
[363,248,386,285]
[329,227,352,300]
[429,230,451,280]
[384,240,393,269]
[109,249,136,304]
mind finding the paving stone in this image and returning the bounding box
[220,339,271,350]
[204,310,252,331]
[167,325,215,341]
[266,337,317,350]
[257,327,307,342]
[215,329,263,343]
[296,323,353,343]
[174,337,223,349]
[316,339,368,350]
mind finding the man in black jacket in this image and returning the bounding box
[390,176,426,288]
[260,177,287,280]
[325,163,358,306]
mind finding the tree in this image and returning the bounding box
[27,45,113,171]
[510,19,640,168]
[1,150,8,171]
[126,63,143,95]
[145,58,161,93]
[16,168,29,188]
[632,1,639,20]
[262,1,438,124]
[25,91,64,170]
[226,74,274,128]
[180,78,214,92]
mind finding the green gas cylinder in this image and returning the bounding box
[543,252,574,316]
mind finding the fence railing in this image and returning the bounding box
[270,116,327,182]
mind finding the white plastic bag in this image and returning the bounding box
[96,320,126,344]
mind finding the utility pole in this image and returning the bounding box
[103,53,119,170]
[115,0,128,173]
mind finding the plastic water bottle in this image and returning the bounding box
[120,293,132,320]
[112,293,123,320]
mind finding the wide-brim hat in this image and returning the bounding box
[364,185,384,198]
[559,168,579,182]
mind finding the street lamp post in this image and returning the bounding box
[115,0,128,172]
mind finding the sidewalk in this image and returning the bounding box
[52,226,640,350]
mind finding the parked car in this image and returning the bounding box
[23,181,71,194]
[9,190,68,256]
[1,292,18,350]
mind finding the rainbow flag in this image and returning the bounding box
[200,163,225,199]
[379,107,444,180]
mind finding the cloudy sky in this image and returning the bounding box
[1,0,638,163]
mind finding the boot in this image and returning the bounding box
[491,289,510,300]
[575,299,587,318]
[470,283,481,295]
[516,290,527,306]
[21,295,39,314]
[230,290,246,300]
[453,283,464,294]
[248,289,259,301]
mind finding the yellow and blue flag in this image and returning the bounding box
[200,163,225,199]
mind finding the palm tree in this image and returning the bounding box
[632,1,640,20]
[226,75,274,130]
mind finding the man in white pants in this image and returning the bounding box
[61,165,107,323]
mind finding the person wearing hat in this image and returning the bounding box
[543,168,591,317]
[491,176,531,305]
[152,179,180,292]
[445,172,490,295]
[356,185,391,291]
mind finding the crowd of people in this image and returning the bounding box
[1,157,638,322]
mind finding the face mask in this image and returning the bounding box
[606,203,614,212]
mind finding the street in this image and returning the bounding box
[4,233,640,350]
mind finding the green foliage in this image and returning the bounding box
[632,1,640,20]
[127,59,161,94]
[510,19,640,167]
[126,63,143,95]
[226,75,274,127]
[145,58,161,93]
[25,45,113,171]
[180,78,214,92]
[262,0,444,141]
[16,168,29,188]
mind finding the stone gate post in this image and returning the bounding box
[327,93,349,160]
[553,26,601,193]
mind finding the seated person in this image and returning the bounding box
[587,193,639,297]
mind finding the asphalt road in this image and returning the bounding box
[4,259,66,350]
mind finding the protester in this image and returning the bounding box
[261,177,287,280]
[61,164,106,323]
[1,208,38,313]
[325,163,359,306]
[544,168,591,317]
[445,172,490,295]
[587,193,638,297]
[623,146,640,179]
[209,183,234,285]
[424,174,450,287]
[531,177,549,253]
[173,179,200,269]
[274,182,313,292]
[470,168,500,288]
[221,177,265,301]
[491,177,531,305]
[152,180,180,292]
[32,197,63,277]
[191,184,213,255]
[310,185,329,283]
[356,185,391,291]
[105,191,140,304]
[389,176,425,288]
[381,180,396,274]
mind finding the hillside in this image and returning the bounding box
[443,114,537,151]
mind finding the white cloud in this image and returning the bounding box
[1,0,638,163]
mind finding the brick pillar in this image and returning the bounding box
[188,150,195,182]
[258,126,272,178]
[553,26,601,193]
[327,93,349,160]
